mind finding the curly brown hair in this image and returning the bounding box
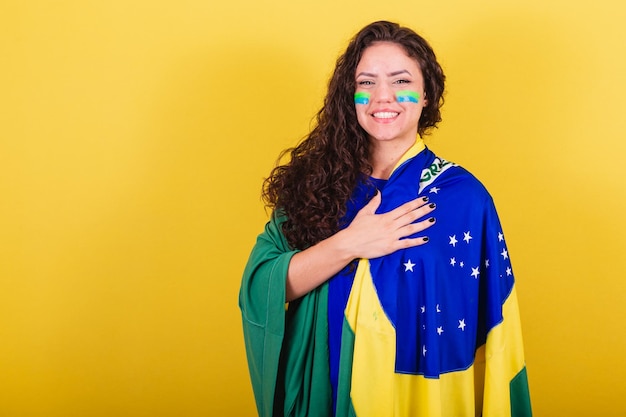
[263,21,446,250]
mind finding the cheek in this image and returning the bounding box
[355,107,370,129]
[354,91,371,105]
[395,91,421,103]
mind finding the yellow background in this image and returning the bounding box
[1,1,625,416]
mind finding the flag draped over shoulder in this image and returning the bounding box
[239,213,333,417]
[240,141,531,417]
[329,142,531,416]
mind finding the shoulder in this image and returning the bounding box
[451,164,491,198]
[253,210,293,254]
[423,152,492,200]
[421,158,499,220]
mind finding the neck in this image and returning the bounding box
[369,139,419,179]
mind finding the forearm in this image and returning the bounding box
[284,194,436,301]
[285,229,355,302]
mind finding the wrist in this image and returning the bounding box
[327,228,358,264]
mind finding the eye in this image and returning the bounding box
[358,80,374,86]
[394,79,411,84]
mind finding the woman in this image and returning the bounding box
[240,21,531,417]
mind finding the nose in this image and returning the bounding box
[372,84,394,103]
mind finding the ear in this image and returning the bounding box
[422,92,428,107]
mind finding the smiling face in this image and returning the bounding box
[354,41,427,148]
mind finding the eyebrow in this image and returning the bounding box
[356,69,412,78]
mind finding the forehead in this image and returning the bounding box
[356,41,421,73]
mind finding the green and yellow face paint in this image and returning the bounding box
[395,90,420,103]
[354,91,371,105]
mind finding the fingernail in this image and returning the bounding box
[428,217,435,223]
[429,203,436,209]
[423,237,429,242]
[422,196,429,203]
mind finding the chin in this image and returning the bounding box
[369,133,408,143]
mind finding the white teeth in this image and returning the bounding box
[373,112,398,119]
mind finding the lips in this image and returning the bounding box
[372,111,399,119]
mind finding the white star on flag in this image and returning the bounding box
[404,259,415,272]
[501,248,508,260]
[458,319,466,331]
[450,257,456,266]
[437,326,444,335]
[449,235,458,247]
[436,304,441,313]
[471,267,480,279]
[423,345,427,356]
[506,266,512,276]
[459,261,464,268]
[485,259,490,268]
[429,187,440,194]
[421,306,426,313]
[463,231,472,243]
[498,232,504,242]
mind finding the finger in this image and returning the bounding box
[359,191,382,215]
[391,201,436,226]
[396,216,436,239]
[395,235,431,250]
[388,196,431,220]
